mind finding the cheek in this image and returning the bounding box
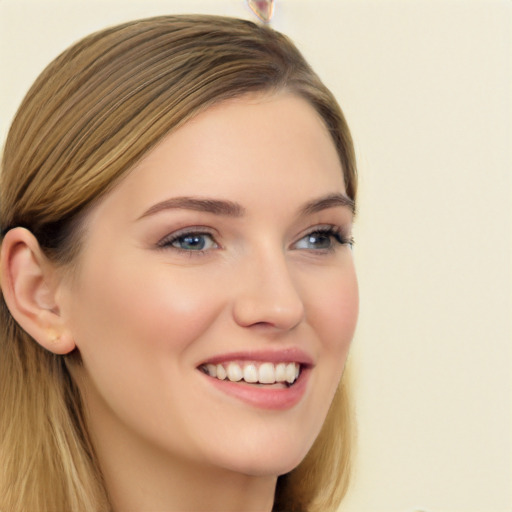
[80,262,222,344]
[65,260,229,448]
[66,260,227,392]
[125,269,224,350]
[307,260,359,354]
[327,275,359,349]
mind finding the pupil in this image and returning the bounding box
[182,235,204,250]
[310,234,330,248]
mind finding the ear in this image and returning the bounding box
[0,227,75,354]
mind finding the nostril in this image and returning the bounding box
[230,257,305,330]
[232,298,305,331]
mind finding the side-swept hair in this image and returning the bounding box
[0,15,357,511]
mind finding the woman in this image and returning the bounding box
[0,14,358,512]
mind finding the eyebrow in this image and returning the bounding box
[299,193,356,216]
[138,197,245,219]
[138,192,355,220]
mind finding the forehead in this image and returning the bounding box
[88,92,347,224]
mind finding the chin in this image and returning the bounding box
[212,439,312,478]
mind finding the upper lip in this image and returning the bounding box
[198,347,314,368]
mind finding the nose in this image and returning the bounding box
[231,249,305,331]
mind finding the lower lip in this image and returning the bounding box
[200,368,310,410]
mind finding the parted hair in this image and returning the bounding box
[0,14,357,512]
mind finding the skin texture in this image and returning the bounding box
[52,92,359,511]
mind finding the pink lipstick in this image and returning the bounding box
[197,348,313,410]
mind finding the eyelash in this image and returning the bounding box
[157,227,217,256]
[298,225,354,253]
[157,225,354,256]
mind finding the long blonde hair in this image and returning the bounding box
[0,15,357,512]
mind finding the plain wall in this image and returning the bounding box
[1,1,510,511]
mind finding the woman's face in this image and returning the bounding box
[60,92,358,477]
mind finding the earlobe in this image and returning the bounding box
[0,227,76,355]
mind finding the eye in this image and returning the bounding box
[293,226,353,252]
[158,230,218,252]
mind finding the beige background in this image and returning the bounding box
[1,1,510,511]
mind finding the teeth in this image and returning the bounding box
[203,361,301,385]
[275,363,287,382]
[258,362,276,384]
[206,364,217,378]
[227,362,243,382]
[286,363,297,384]
[243,364,258,383]
[216,364,227,380]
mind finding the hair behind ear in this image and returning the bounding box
[0,300,109,510]
[0,228,109,510]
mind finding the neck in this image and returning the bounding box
[86,406,277,512]
[104,452,277,512]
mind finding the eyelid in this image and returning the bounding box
[156,226,220,251]
[292,224,354,250]
[154,223,353,255]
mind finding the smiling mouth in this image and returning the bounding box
[199,361,301,387]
